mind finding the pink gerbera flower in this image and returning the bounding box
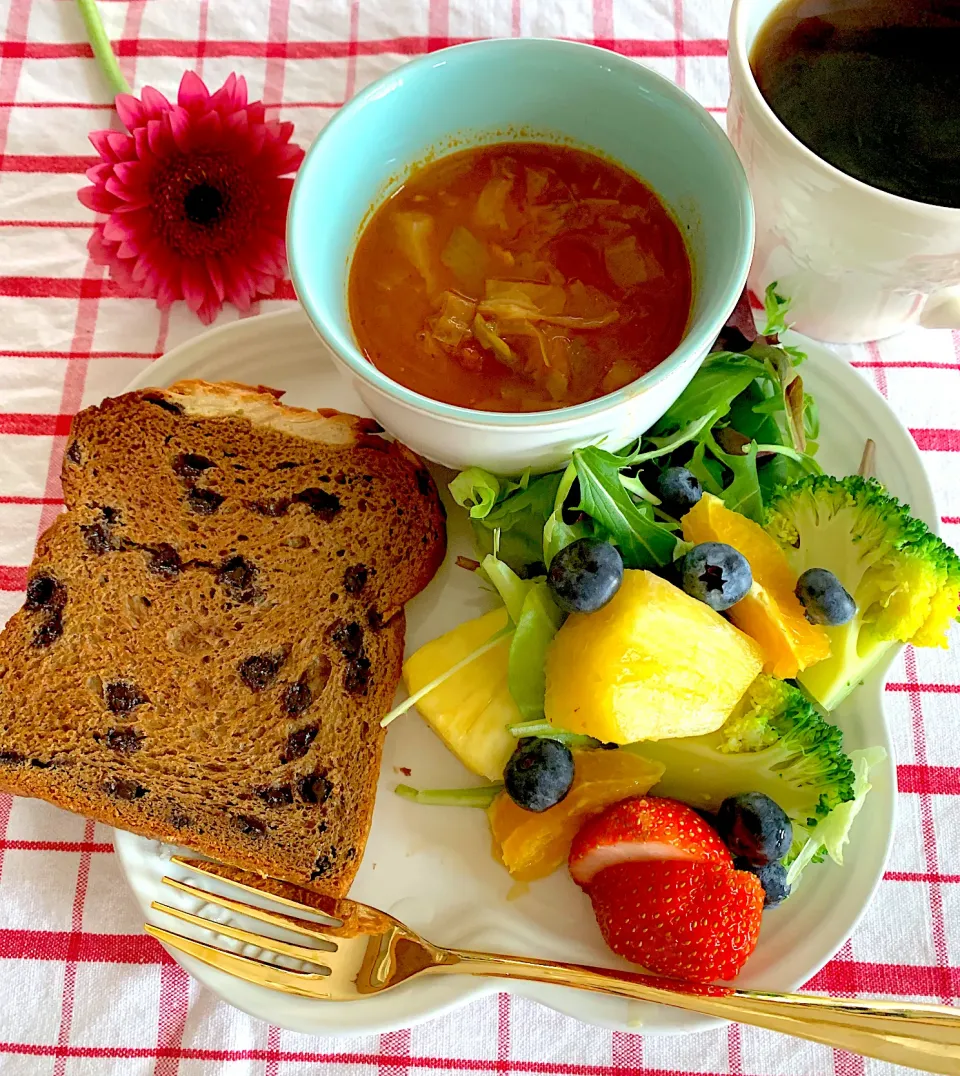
[79,72,305,324]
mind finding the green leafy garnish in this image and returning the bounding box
[449,467,503,518]
[706,436,763,523]
[654,351,765,434]
[508,582,563,720]
[395,783,503,807]
[572,446,679,569]
[508,720,601,749]
[449,286,820,594]
[451,469,560,577]
[480,554,564,721]
[380,621,513,728]
[543,463,589,567]
[761,281,791,337]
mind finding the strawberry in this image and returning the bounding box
[568,796,731,887]
[589,860,764,983]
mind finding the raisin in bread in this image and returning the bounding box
[0,380,446,895]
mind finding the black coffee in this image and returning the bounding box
[751,0,960,208]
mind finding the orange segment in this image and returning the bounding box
[682,493,829,678]
[487,749,664,881]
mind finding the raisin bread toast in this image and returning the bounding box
[0,380,446,895]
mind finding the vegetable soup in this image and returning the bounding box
[348,143,693,413]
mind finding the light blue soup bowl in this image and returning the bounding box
[288,38,753,474]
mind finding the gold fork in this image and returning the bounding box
[146,857,960,1074]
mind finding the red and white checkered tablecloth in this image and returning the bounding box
[1,0,959,1073]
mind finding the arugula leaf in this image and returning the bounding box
[761,281,791,337]
[751,341,807,453]
[542,463,591,567]
[620,472,661,504]
[573,446,678,568]
[755,443,823,474]
[508,582,563,720]
[654,352,767,434]
[705,436,763,522]
[686,441,724,496]
[728,385,782,447]
[625,411,718,465]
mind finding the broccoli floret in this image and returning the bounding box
[786,746,887,888]
[765,475,960,710]
[631,674,855,833]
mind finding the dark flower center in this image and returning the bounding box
[184,183,225,226]
[152,154,258,258]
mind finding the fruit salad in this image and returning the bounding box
[385,285,960,985]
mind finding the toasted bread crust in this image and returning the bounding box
[0,381,446,894]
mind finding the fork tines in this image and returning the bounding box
[145,858,348,996]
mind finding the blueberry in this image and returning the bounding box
[547,538,624,614]
[681,542,752,612]
[503,737,575,813]
[657,466,702,516]
[717,792,792,866]
[795,568,857,626]
[734,857,791,908]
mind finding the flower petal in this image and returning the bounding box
[115,93,145,131]
[147,117,175,158]
[181,260,216,315]
[178,70,211,112]
[103,209,151,244]
[222,259,256,310]
[140,85,172,119]
[253,272,278,297]
[78,185,119,213]
[105,176,152,208]
[132,127,158,169]
[169,107,193,153]
[87,225,114,264]
[210,72,238,114]
[113,161,151,192]
[107,131,133,160]
[89,128,120,162]
[192,111,223,146]
[233,75,249,109]
[205,256,226,302]
[85,162,114,186]
[155,278,178,308]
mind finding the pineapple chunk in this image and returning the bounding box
[402,608,520,781]
[544,570,764,744]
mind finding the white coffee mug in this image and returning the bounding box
[727,0,960,343]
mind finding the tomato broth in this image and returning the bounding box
[348,142,693,413]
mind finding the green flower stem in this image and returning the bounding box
[76,0,131,98]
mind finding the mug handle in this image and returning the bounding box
[919,286,960,330]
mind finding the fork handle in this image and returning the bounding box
[437,949,960,1074]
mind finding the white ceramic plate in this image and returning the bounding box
[115,308,932,1037]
